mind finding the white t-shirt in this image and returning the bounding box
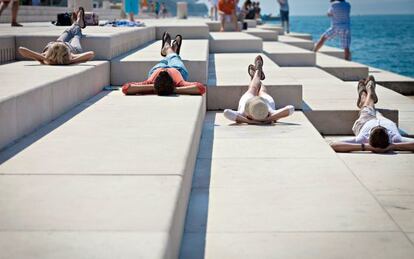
[355,118,402,144]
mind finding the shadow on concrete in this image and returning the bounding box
[179,112,215,259]
[0,91,111,164]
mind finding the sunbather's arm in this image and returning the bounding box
[267,106,295,122]
[122,83,155,95]
[18,47,46,64]
[390,142,414,152]
[176,83,206,95]
[70,51,95,64]
[330,141,366,153]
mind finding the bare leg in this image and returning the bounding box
[361,90,375,108]
[247,70,262,96]
[344,48,351,61]
[0,1,9,16]
[11,1,21,26]
[129,12,134,22]
[162,42,176,56]
[314,35,327,52]
[232,12,239,31]
[219,12,225,32]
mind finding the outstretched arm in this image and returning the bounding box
[18,47,46,64]
[70,51,95,64]
[330,141,365,153]
[176,83,206,95]
[122,83,155,95]
[390,142,414,152]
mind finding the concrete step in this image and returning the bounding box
[209,32,263,53]
[319,45,345,59]
[0,90,206,259]
[287,32,313,41]
[111,39,209,86]
[369,66,414,95]
[279,67,398,135]
[15,26,155,60]
[207,53,302,110]
[263,41,316,67]
[205,21,243,32]
[0,60,109,150]
[316,53,369,81]
[180,111,410,258]
[244,19,257,28]
[257,24,284,35]
[278,35,315,50]
[145,20,210,39]
[245,28,278,41]
[0,35,15,64]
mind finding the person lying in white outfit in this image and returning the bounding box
[223,55,295,124]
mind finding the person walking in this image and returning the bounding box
[314,0,352,60]
[124,0,139,22]
[278,0,289,33]
[0,0,22,27]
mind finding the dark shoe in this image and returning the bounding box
[11,22,23,27]
[254,55,265,80]
[78,7,86,29]
[248,64,256,80]
[357,79,367,108]
[171,34,183,56]
[161,32,171,57]
[366,76,378,104]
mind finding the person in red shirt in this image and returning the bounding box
[122,32,206,96]
[218,0,239,32]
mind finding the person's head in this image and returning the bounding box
[245,96,269,121]
[44,42,71,65]
[154,70,175,96]
[369,126,390,149]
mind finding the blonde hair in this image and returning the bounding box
[45,42,71,65]
[245,96,269,121]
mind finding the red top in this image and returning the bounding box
[122,68,206,95]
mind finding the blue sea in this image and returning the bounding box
[267,15,414,78]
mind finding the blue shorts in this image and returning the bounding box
[323,27,351,49]
[148,53,189,81]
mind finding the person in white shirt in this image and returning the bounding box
[224,55,295,125]
[330,76,414,153]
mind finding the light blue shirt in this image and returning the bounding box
[328,1,351,29]
[279,0,289,12]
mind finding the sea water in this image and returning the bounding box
[268,15,414,78]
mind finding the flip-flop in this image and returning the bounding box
[78,7,86,29]
[173,35,182,56]
[248,64,256,80]
[357,79,367,108]
[254,55,265,80]
[161,32,171,57]
[366,76,378,104]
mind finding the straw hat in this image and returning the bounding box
[245,96,269,121]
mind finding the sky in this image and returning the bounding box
[200,0,414,16]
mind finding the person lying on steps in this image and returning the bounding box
[122,32,206,96]
[18,7,95,65]
[223,55,295,125]
[330,76,414,153]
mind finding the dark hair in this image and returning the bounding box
[154,70,175,96]
[369,126,390,149]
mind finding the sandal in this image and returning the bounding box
[254,55,265,80]
[172,34,183,56]
[248,64,256,80]
[161,32,171,57]
[357,79,367,108]
[366,75,378,104]
[78,7,86,29]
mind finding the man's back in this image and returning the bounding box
[329,1,351,29]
